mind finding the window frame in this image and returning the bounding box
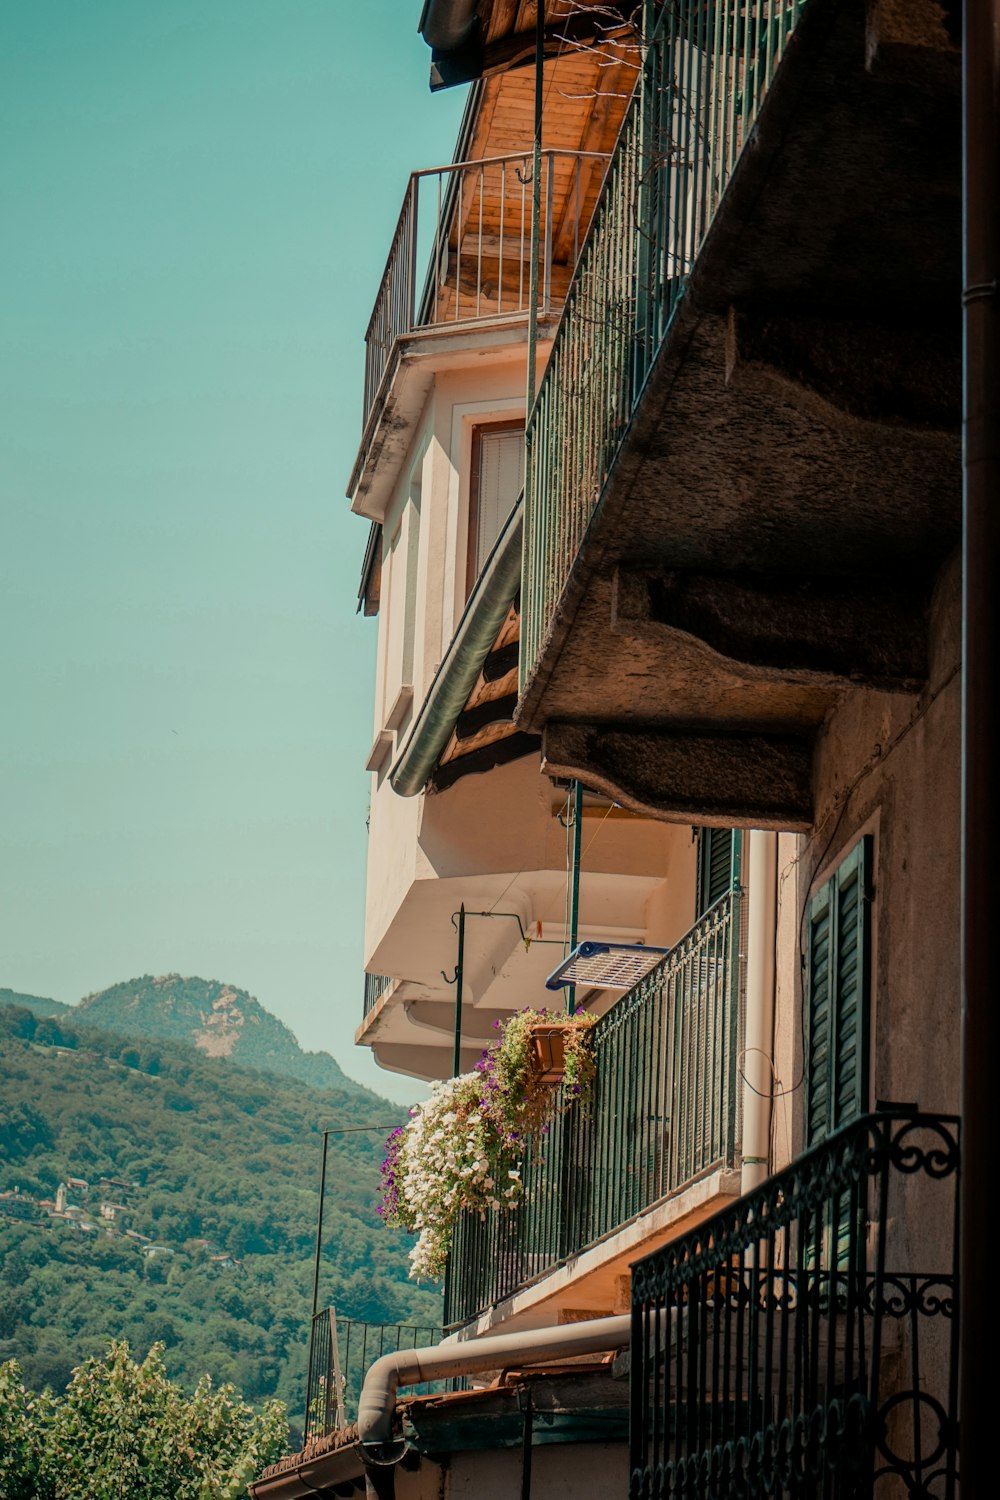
[465,417,525,598]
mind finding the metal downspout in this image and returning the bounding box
[740,831,778,1193]
[389,500,523,798]
[357,1312,631,1494]
[961,0,1000,1485]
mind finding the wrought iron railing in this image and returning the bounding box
[521,0,807,691]
[630,1110,960,1500]
[363,972,392,1019]
[362,150,610,430]
[304,1311,444,1441]
[445,889,745,1327]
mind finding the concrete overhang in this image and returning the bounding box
[357,893,652,1083]
[348,316,557,523]
[515,0,961,830]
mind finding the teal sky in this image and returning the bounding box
[0,3,466,1104]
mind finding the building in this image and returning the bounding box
[254,2,985,1496]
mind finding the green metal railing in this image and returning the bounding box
[305,1312,446,1440]
[521,0,806,691]
[363,972,393,1019]
[445,888,745,1327]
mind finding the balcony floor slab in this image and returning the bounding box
[447,1166,743,1344]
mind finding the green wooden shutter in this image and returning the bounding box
[804,836,872,1146]
[696,829,742,917]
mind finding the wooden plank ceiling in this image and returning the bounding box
[425,3,641,325]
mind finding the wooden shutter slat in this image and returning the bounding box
[805,838,872,1147]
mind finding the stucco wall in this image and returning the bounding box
[364,356,694,983]
[393,1441,627,1499]
[771,549,960,1160]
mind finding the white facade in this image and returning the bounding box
[356,340,698,1080]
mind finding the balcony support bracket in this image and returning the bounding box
[613,566,929,691]
[542,721,814,831]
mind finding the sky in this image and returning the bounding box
[0,2,467,1104]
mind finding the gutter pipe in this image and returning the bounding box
[418,0,480,52]
[252,1311,633,1500]
[358,1311,631,1463]
[961,0,1000,1486]
[389,499,523,798]
[418,0,484,88]
[740,831,778,1194]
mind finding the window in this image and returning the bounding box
[804,836,873,1147]
[467,420,524,593]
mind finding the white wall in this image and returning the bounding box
[363,348,692,990]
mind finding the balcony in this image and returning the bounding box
[304,1312,450,1442]
[630,1109,960,1499]
[350,148,610,522]
[445,888,745,1328]
[517,0,961,827]
[363,971,393,1020]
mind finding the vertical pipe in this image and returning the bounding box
[310,1129,329,1322]
[519,1387,534,1500]
[567,780,584,1014]
[305,1127,330,1432]
[741,831,777,1192]
[543,152,554,313]
[521,4,545,696]
[961,0,1000,1484]
[524,0,545,413]
[452,903,466,1077]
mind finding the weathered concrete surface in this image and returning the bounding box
[517,0,960,827]
[542,721,815,831]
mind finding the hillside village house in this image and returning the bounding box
[253,2,995,1496]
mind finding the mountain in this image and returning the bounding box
[69,974,357,1094]
[0,999,438,1430]
[0,988,70,1020]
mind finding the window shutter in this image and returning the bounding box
[696,829,741,916]
[476,429,524,576]
[805,836,872,1147]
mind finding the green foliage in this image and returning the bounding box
[0,990,69,1021]
[0,1343,286,1499]
[0,1002,441,1426]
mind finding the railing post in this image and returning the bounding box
[329,1306,345,1433]
[543,152,554,314]
[406,175,417,332]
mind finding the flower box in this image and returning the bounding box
[528,1023,572,1083]
[379,1007,596,1281]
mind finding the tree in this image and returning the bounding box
[0,1361,50,1500]
[0,1343,286,1499]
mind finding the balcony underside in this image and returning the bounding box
[518,0,960,829]
[349,315,552,523]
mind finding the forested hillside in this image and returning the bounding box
[0,1002,437,1431]
[67,973,357,1092]
[0,989,69,1020]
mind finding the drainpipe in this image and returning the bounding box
[357,1312,631,1493]
[740,831,778,1194]
[961,0,999,1486]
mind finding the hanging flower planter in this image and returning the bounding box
[378,1007,598,1282]
[528,1022,572,1083]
